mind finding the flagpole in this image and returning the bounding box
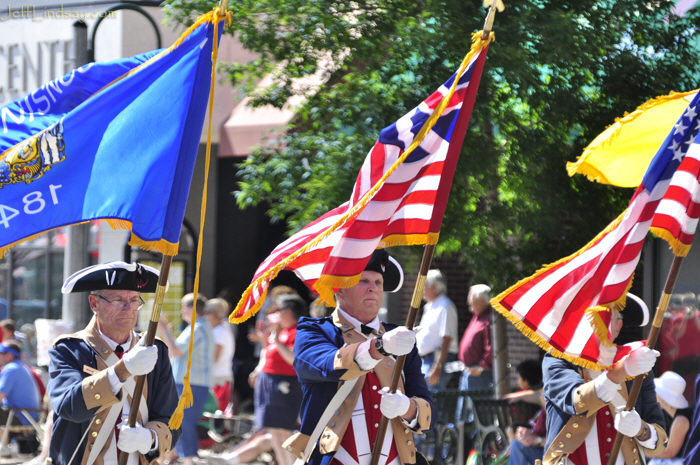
[368,3,499,464]
[369,244,436,465]
[606,255,684,465]
[118,254,174,465]
[118,5,229,462]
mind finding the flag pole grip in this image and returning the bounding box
[118,254,174,465]
[370,244,435,465]
[606,255,684,465]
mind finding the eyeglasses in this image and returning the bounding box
[96,294,144,310]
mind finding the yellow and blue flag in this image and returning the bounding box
[0,11,226,256]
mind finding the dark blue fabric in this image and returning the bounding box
[47,337,180,465]
[542,354,664,454]
[254,372,301,430]
[682,374,700,464]
[507,439,543,465]
[293,316,433,465]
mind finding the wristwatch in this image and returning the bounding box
[374,336,390,357]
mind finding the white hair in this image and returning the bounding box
[469,284,491,301]
[426,269,447,295]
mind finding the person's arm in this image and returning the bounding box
[143,340,181,461]
[274,332,295,366]
[542,355,603,417]
[156,317,184,357]
[504,389,544,406]
[401,344,433,432]
[465,329,486,376]
[634,374,668,456]
[293,319,369,382]
[0,392,6,403]
[478,322,492,371]
[427,336,451,386]
[658,415,690,458]
[48,341,120,423]
[214,344,224,363]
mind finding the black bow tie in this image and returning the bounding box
[360,324,375,335]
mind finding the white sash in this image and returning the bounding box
[85,345,149,465]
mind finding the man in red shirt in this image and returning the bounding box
[457,284,494,391]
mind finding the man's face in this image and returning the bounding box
[181,303,193,324]
[424,283,438,302]
[608,309,623,342]
[336,270,384,323]
[0,352,11,367]
[90,289,141,340]
[468,293,488,314]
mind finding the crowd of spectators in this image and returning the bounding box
[4,280,700,465]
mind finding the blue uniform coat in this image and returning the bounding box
[48,319,180,465]
[542,354,666,465]
[286,312,433,465]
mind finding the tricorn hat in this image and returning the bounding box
[61,261,160,294]
[622,293,650,328]
[364,249,403,293]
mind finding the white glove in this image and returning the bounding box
[122,339,158,376]
[593,373,620,403]
[381,326,416,356]
[117,424,154,454]
[614,409,642,437]
[622,347,660,376]
[379,387,411,419]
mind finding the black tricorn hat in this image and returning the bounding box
[364,249,403,293]
[622,293,650,328]
[61,261,160,294]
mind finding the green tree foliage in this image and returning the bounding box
[165,0,699,289]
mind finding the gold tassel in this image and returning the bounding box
[168,6,230,430]
[168,375,193,429]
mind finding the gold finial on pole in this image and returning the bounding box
[482,0,504,39]
[218,0,229,16]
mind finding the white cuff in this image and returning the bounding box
[402,412,418,428]
[150,429,158,452]
[107,367,124,394]
[355,339,381,371]
[638,426,658,449]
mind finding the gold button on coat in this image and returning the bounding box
[94,394,101,400]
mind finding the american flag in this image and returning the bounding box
[492,91,700,370]
[231,34,492,322]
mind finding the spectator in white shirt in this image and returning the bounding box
[415,269,459,390]
[203,298,236,412]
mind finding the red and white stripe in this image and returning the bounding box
[650,138,700,249]
[231,43,490,322]
[493,97,700,369]
[494,180,666,367]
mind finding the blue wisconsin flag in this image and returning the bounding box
[0,10,227,256]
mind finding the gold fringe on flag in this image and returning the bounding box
[650,226,693,257]
[567,89,697,187]
[230,31,495,323]
[0,9,232,260]
[490,207,637,370]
